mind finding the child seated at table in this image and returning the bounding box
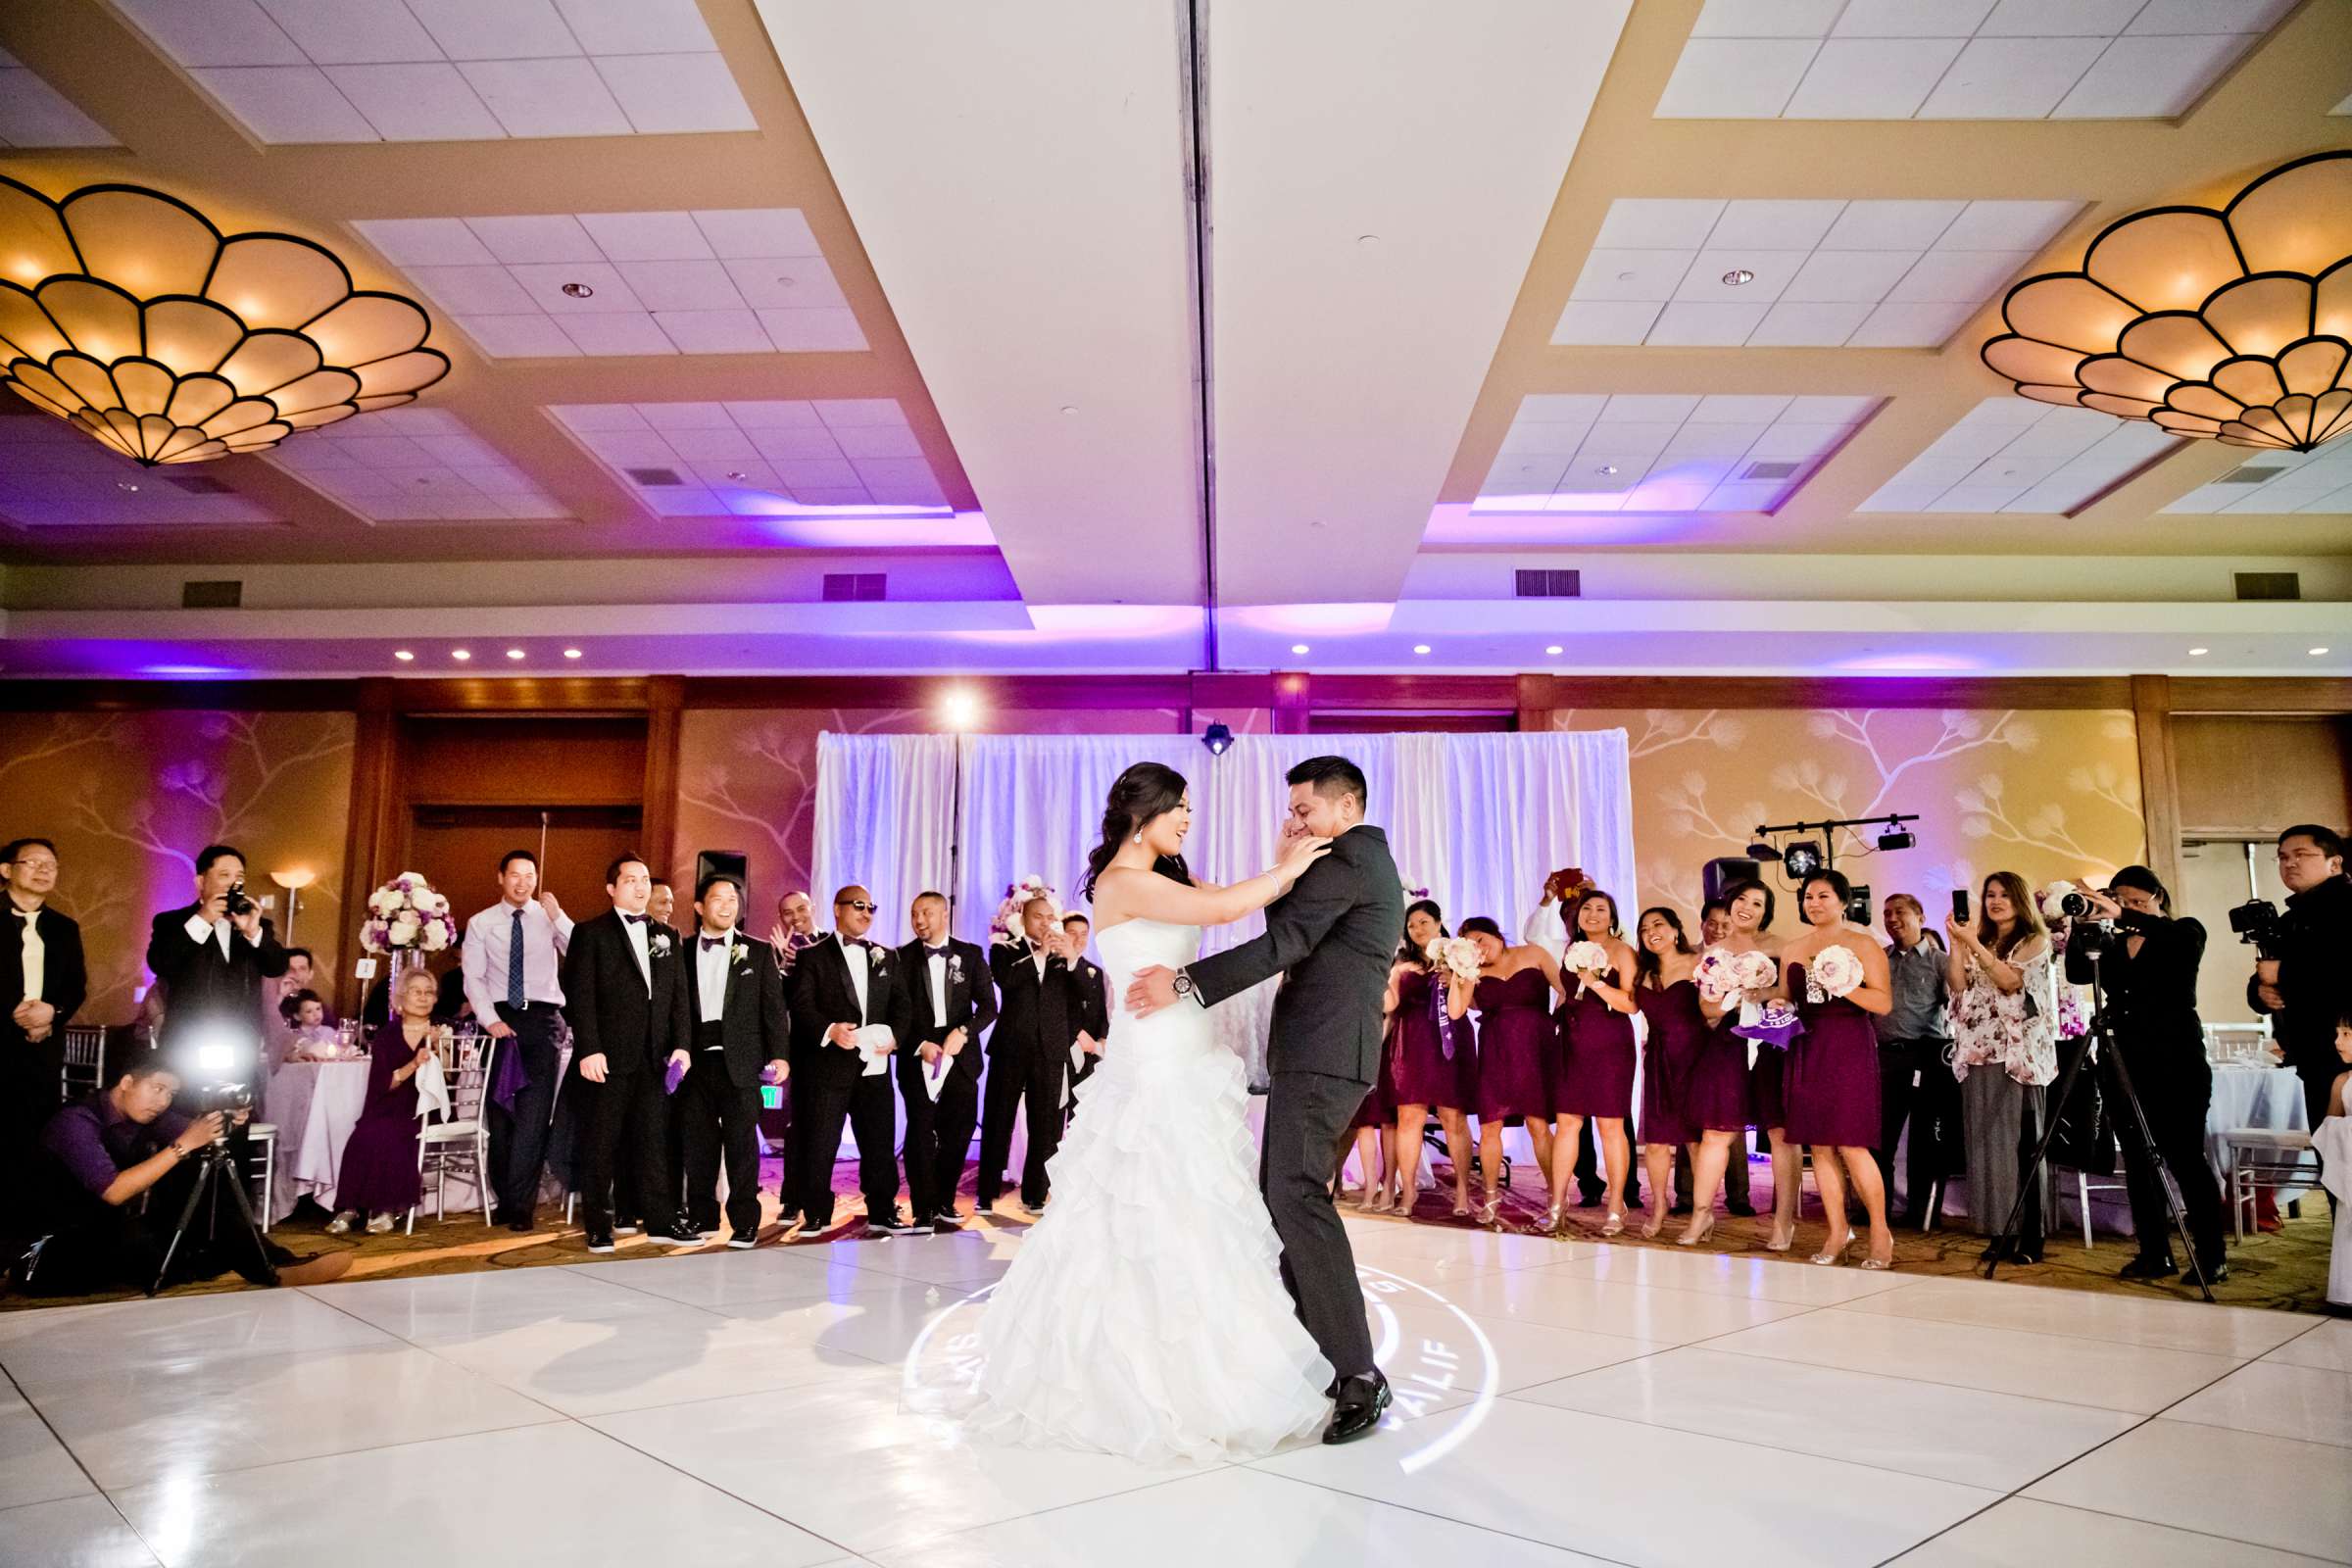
[326,970,441,1236]
[278,991,343,1062]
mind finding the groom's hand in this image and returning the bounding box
[1126,965,1177,1018]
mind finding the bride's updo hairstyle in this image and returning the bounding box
[1081,761,1196,900]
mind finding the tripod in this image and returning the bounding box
[149,1132,275,1298]
[1984,938,2213,1302]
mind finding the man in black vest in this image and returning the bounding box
[560,854,695,1253]
[786,885,911,1234]
[666,873,790,1248]
[981,897,1106,1213]
[145,844,287,1089]
[894,890,997,1232]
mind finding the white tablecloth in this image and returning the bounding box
[264,1057,371,1221]
[2207,1062,2315,1198]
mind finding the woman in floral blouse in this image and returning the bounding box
[1944,870,2057,1264]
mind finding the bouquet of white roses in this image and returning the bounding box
[2036,880,2081,923]
[1696,946,1778,1023]
[1808,942,1864,1000]
[992,874,1058,946]
[1425,935,1484,984]
[1563,939,1610,997]
[361,872,457,954]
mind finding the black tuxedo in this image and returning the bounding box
[1185,824,1403,1381]
[560,908,684,1233]
[893,937,999,1220]
[673,931,790,1235]
[785,933,906,1225]
[980,941,1107,1206]
[146,903,288,1058]
[6,902,86,1133]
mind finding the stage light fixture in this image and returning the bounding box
[1200,721,1234,757]
[939,688,980,730]
[1781,840,1826,879]
[1878,826,1915,851]
[1744,839,1782,861]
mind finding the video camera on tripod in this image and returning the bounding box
[2226,897,2285,957]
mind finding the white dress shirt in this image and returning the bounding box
[461,898,574,1019]
[1521,902,1568,963]
[181,910,235,958]
[13,903,43,1003]
[623,913,651,991]
[843,937,871,1019]
[925,948,952,1029]
[696,930,731,1028]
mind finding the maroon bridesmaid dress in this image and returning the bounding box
[1472,967,1556,1122]
[1389,967,1475,1110]
[336,1019,426,1216]
[1782,960,1882,1149]
[1556,975,1637,1118]
[1637,978,1750,1145]
[1351,1011,1401,1130]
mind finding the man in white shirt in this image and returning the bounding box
[461,849,573,1233]
[665,874,789,1246]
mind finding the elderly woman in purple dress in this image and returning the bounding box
[328,967,442,1235]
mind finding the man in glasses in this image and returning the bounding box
[785,885,914,1235]
[2251,823,2351,1127]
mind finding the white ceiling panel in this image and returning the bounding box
[115,0,755,143]
[1663,0,2292,119]
[1477,393,1877,514]
[0,53,118,147]
[1859,398,2178,514]
[354,211,866,359]
[2163,444,2352,515]
[1553,198,2079,348]
[266,407,570,521]
[549,399,953,516]
[0,416,281,527]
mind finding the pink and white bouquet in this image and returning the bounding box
[992,874,1059,946]
[1696,946,1779,1024]
[1563,939,1610,996]
[360,872,457,955]
[1425,935,1484,984]
[1808,942,1865,1001]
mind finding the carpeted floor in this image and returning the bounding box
[6,1154,2337,1315]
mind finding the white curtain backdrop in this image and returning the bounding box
[810,733,958,950]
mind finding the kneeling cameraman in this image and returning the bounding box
[13,1058,349,1296]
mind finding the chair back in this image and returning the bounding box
[429,1027,496,1126]
[59,1025,105,1098]
[2204,1022,2272,1066]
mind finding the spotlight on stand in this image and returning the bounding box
[1878,820,1916,851]
[1781,840,1826,880]
[1744,837,1783,862]
[1200,721,1234,757]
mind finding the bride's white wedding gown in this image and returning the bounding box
[958,917,1334,1463]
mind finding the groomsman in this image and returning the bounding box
[766,888,821,1231]
[667,874,790,1248]
[560,854,695,1253]
[1059,912,1107,1108]
[895,891,997,1231]
[460,850,572,1233]
[5,838,85,1236]
[981,898,1107,1212]
[145,844,288,1067]
[786,885,912,1234]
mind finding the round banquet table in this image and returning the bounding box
[264,1056,372,1222]
[2206,1061,2315,1200]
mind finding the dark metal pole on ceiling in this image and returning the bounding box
[1178,0,1219,672]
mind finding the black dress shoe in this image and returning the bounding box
[776,1202,803,1226]
[2118,1253,2177,1279]
[726,1227,759,1250]
[647,1219,702,1249]
[1726,1200,1757,1218]
[2192,1258,2229,1285]
[929,1211,961,1233]
[585,1227,615,1254]
[1323,1372,1392,1445]
[506,1215,535,1234]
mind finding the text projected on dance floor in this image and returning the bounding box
[902,1264,1497,1472]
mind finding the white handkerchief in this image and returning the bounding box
[854,1023,894,1078]
[414,1052,452,1119]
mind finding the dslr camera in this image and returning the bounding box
[2227,897,2283,957]
[223,879,257,918]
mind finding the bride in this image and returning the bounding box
[953,761,1337,1463]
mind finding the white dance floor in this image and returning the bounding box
[3,1214,2346,1567]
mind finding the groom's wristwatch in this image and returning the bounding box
[1172,968,1199,1004]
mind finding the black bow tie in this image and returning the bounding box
[701,934,729,950]
[621,913,645,925]
[925,945,950,956]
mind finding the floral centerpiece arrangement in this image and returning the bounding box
[360,872,457,956]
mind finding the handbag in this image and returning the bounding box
[2046,1036,2115,1175]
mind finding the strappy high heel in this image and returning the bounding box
[1809,1232,1855,1267]
[1475,1197,1500,1226]
[1599,1208,1627,1238]
[1638,1209,1667,1240]
[1543,1202,1565,1234]
[1675,1214,1717,1248]
[1764,1224,1795,1252]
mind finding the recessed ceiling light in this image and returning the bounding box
[563,648,583,660]
[1060,405,1078,415]
[451,649,471,662]
[505,648,525,661]
[1291,643,1310,656]
[1412,644,1431,655]
[1721,268,1755,287]
[2187,647,2209,656]
[1616,270,1637,282]
[393,649,415,662]
[2312,647,2331,656]
[116,481,139,492]
[561,281,594,298]
[1357,234,1380,246]
[725,470,748,480]
[1545,644,1563,656]
[1596,464,1618,475]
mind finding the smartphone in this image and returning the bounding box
[1950,888,1971,923]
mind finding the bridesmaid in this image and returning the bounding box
[1622,907,1749,1243]
[1783,868,1895,1269]
[1348,997,1401,1212]
[1549,890,1639,1235]
[1708,877,1792,1249]
[1461,916,1565,1226]
[329,967,441,1235]
[1387,900,1477,1218]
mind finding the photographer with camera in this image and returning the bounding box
[13,1057,349,1295]
[2246,824,2352,1132]
[145,844,290,1072]
[2072,866,2228,1283]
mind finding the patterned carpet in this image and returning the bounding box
[5,1154,2336,1315]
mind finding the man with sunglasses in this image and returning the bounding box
[786,886,914,1234]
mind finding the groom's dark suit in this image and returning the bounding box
[1184,824,1402,1381]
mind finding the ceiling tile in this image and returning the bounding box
[190,66,375,141]
[1701,480,1788,511]
[0,66,118,147]
[1833,1,1996,36]
[722,255,850,311]
[663,426,760,461]
[1691,0,1845,37]
[466,215,602,264]
[1672,249,1809,304]
[2126,0,2296,33]
[1981,0,2145,36]
[1862,397,2175,512]
[552,0,714,54]
[1783,37,1966,118]
[1549,300,1663,345]
[756,308,868,351]
[1602,395,1702,419]
[510,262,644,313]
[1693,395,1794,422]
[855,459,949,505]
[458,57,632,137]
[1940,199,2082,249]
[614,260,744,312]
[1571,248,1698,302]
[1518,394,1610,422]
[1646,302,1769,345]
[1788,395,1881,422]
[544,403,648,431]
[1918,36,2105,118]
[593,53,757,134]
[1592,199,1724,249]
[553,312,674,355]
[1846,297,1979,345]
[408,263,539,313]
[269,408,570,524]
[747,427,848,461]
[813,399,905,428]
[773,459,862,490]
[639,403,735,430]
[353,217,495,266]
[256,0,441,65]
[2055,32,2255,117]
[1498,421,1593,457]
[1480,456,1567,497]
[403,0,580,61]
[723,401,824,430]
[1819,199,1964,249]
[118,0,306,68]
[324,62,504,140]
[1709,200,1846,250]
[1782,249,1915,302]
[1655,38,1818,118]
[692,208,822,260]
[1887,249,2034,302]
[451,313,580,357]
[579,211,714,262]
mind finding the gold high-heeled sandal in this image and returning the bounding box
[1639,1209,1667,1240]
[1809,1235,1854,1267]
[1599,1208,1627,1238]
[1675,1214,1717,1248]
[1543,1202,1565,1234]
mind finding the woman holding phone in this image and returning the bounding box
[1944,871,2057,1264]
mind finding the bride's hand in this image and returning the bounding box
[1271,835,1330,886]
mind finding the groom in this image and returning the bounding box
[1128,755,1402,1444]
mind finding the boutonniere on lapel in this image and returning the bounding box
[869,949,888,978]
[948,953,964,983]
[729,939,750,966]
[649,930,673,958]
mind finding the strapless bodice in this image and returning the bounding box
[1096,918,1203,1019]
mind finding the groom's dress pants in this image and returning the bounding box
[1260,1068,1377,1381]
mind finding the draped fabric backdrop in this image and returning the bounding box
[813,729,1636,1100]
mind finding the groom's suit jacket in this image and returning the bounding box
[1185,825,1404,1086]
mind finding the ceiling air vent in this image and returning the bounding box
[1740,460,1802,480]
[2216,466,2282,485]
[822,572,887,603]
[181,580,242,609]
[165,474,233,495]
[623,466,685,487]
[2234,571,2300,601]
[1514,568,1582,599]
